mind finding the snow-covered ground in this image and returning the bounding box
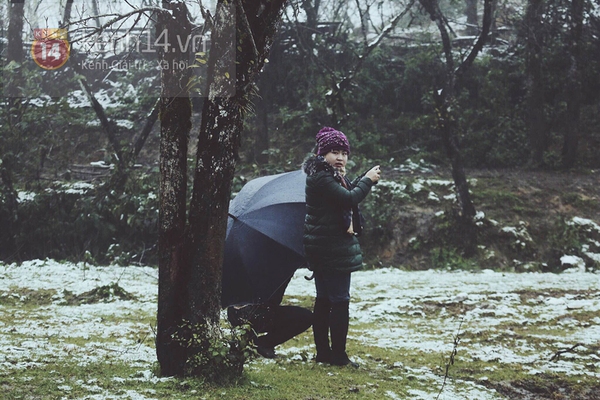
[288,266,600,399]
[1,260,599,399]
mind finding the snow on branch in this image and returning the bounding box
[365,0,417,53]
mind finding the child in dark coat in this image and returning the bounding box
[303,127,381,367]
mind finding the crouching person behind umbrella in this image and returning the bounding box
[303,126,381,367]
[226,276,312,358]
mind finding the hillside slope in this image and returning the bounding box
[361,163,600,272]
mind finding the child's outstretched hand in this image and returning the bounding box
[365,165,381,183]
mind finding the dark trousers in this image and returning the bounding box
[228,304,313,348]
[257,305,313,348]
[314,271,351,302]
[312,271,353,364]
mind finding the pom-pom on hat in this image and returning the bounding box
[315,127,351,156]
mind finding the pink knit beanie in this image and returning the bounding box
[315,127,351,156]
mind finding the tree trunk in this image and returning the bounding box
[562,0,584,169]
[524,0,546,167]
[7,0,25,66]
[156,0,286,379]
[1,0,26,260]
[419,0,493,256]
[304,0,320,27]
[6,0,25,101]
[464,0,478,35]
[156,1,193,377]
[188,0,286,320]
[62,0,74,27]
[0,162,19,260]
[91,0,101,28]
[98,99,159,195]
[489,0,498,43]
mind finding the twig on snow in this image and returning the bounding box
[549,342,584,362]
[436,317,464,400]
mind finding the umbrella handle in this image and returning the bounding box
[304,272,314,280]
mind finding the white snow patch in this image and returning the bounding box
[561,255,586,272]
[2,260,599,398]
[17,191,36,203]
[569,217,600,232]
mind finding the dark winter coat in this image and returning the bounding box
[302,155,375,274]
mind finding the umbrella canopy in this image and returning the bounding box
[221,169,307,307]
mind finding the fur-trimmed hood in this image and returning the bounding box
[302,155,339,178]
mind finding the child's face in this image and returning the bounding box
[324,149,348,170]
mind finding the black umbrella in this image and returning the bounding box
[221,170,307,308]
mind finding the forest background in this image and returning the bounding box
[1,0,599,274]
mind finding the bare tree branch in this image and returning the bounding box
[236,0,259,61]
[549,343,584,362]
[67,7,165,45]
[132,98,160,159]
[362,0,416,60]
[436,318,464,400]
[455,0,493,79]
[355,0,370,45]
[61,0,74,28]
[326,0,417,125]
[76,76,122,163]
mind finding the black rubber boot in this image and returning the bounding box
[253,335,277,359]
[329,301,358,368]
[312,297,332,363]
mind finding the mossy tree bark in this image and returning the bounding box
[156,0,286,378]
[156,1,193,377]
[187,0,287,328]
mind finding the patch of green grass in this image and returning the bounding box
[0,347,438,400]
[429,247,481,271]
[0,322,485,400]
[63,282,136,305]
[565,309,600,324]
[4,322,599,400]
[282,295,314,310]
[4,270,600,399]
[471,187,524,211]
[515,288,593,302]
[419,300,477,317]
[562,192,600,212]
[1,361,184,400]
[0,287,59,306]
[484,373,600,399]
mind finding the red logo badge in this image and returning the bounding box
[31,29,70,70]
